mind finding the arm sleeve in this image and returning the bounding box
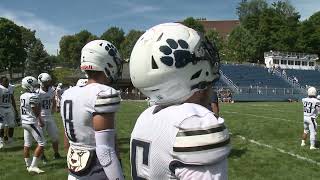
[95,129,124,180]
[170,113,230,174]
[94,88,120,113]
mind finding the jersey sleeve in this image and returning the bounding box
[30,94,40,107]
[175,160,227,180]
[93,87,121,113]
[170,113,230,173]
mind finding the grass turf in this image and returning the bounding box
[1,100,320,179]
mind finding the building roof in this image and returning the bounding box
[199,20,240,38]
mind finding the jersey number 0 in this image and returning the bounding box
[63,100,77,142]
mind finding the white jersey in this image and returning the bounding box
[130,103,230,180]
[302,97,320,118]
[20,92,40,124]
[61,83,120,150]
[37,87,55,116]
[0,84,14,108]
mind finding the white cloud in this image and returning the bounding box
[0,6,70,55]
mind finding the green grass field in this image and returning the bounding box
[1,100,320,180]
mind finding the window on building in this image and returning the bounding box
[288,60,294,65]
[309,62,315,66]
[295,61,301,65]
[281,60,287,65]
[274,59,279,64]
[302,61,308,66]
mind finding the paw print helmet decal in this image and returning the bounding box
[81,40,123,82]
[22,76,39,93]
[130,23,220,105]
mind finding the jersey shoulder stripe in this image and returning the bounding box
[93,87,120,113]
[172,115,230,167]
[174,124,229,152]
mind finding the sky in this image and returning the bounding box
[0,0,319,55]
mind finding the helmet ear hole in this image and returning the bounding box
[190,70,202,80]
[151,56,159,69]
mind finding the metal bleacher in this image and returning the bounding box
[217,64,305,101]
[285,69,320,89]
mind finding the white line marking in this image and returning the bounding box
[223,110,320,126]
[223,110,293,122]
[235,134,320,166]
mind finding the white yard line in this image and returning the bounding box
[223,110,320,126]
[235,134,320,166]
[223,110,293,122]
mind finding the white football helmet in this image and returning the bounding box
[38,73,52,87]
[76,78,88,86]
[22,76,38,93]
[80,40,123,82]
[130,23,220,105]
[308,86,317,97]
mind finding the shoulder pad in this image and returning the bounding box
[30,94,40,104]
[94,88,120,113]
[171,114,230,170]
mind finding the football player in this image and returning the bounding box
[55,83,63,112]
[301,86,320,149]
[0,77,19,148]
[37,73,61,160]
[20,76,46,174]
[61,40,124,180]
[129,23,230,180]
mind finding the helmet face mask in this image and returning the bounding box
[130,23,220,105]
[80,40,123,83]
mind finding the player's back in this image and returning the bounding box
[0,85,12,108]
[20,92,39,124]
[130,103,230,180]
[61,83,120,150]
[302,97,320,118]
[38,87,55,116]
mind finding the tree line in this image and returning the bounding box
[0,0,319,79]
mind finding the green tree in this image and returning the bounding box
[227,26,256,63]
[234,0,300,62]
[237,0,268,25]
[205,29,227,61]
[101,27,125,49]
[0,18,26,78]
[59,30,97,68]
[25,39,51,76]
[297,11,320,56]
[206,29,224,51]
[20,26,38,75]
[182,17,205,33]
[120,30,144,60]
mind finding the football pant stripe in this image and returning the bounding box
[30,124,41,138]
[173,138,230,152]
